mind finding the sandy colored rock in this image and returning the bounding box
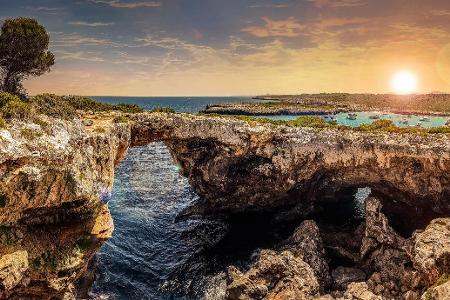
[0,251,28,292]
[410,218,450,285]
[226,249,319,300]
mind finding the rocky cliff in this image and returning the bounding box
[0,112,449,299]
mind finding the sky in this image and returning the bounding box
[1,0,450,96]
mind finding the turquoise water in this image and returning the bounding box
[259,112,450,128]
[335,112,449,128]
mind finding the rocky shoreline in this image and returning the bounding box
[0,112,449,299]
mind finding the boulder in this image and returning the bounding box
[226,249,319,300]
[0,251,29,291]
[410,218,450,285]
[279,220,331,287]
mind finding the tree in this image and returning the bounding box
[0,18,54,98]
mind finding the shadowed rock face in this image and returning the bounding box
[0,112,449,299]
[131,113,450,228]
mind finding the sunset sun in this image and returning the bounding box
[391,71,418,94]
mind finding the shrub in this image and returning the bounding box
[31,94,77,120]
[1,99,31,120]
[65,96,143,113]
[289,116,332,128]
[0,115,7,129]
[20,128,36,140]
[113,115,129,123]
[94,127,106,133]
[0,92,21,107]
[150,107,175,113]
[32,117,49,130]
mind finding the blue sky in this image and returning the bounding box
[1,0,450,95]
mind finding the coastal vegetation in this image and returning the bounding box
[0,92,143,126]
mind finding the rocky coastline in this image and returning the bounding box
[0,112,449,299]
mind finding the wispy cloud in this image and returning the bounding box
[307,0,366,8]
[54,50,106,62]
[430,10,450,17]
[242,17,305,38]
[69,21,115,27]
[88,0,162,8]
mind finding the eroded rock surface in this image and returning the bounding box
[0,112,449,299]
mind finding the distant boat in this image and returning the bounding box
[400,117,409,125]
[347,113,357,120]
[419,116,430,122]
[369,114,380,120]
[416,122,422,128]
[446,119,450,126]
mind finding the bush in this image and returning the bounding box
[20,128,36,140]
[65,96,143,113]
[0,115,7,129]
[94,127,106,133]
[0,92,21,107]
[31,94,77,119]
[150,107,175,113]
[1,99,31,120]
[113,115,129,123]
[289,116,332,128]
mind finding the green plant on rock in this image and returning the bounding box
[32,116,49,130]
[113,115,129,123]
[0,114,6,129]
[1,98,31,120]
[20,128,36,140]
[94,127,106,134]
[75,237,94,251]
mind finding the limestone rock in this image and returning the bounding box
[410,218,450,285]
[342,282,382,300]
[429,279,450,300]
[332,267,366,290]
[0,251,28,291]
[279,220,331,287]
[226,249,319,300]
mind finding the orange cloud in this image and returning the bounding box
[242,17,305,38]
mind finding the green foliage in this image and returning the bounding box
[0,92,20,106]
[0,18,54,97]
[20,128,36,140]
[113,115,129,123]
[150,107,176,113]
[1,98,31,119]
[66,96,143,113]
[32,117,49,130]
[289,116,333,128]
[31,94,77,119]
[94,127,106,133]
[0,115,6,129]
[31,257,42,270]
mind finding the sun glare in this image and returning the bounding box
[391,71,418,95]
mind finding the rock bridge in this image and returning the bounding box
[0,112,450,299]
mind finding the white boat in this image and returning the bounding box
[347,113,357,120]
[446,119,450,126]
[419,116,430,122]
[400,117,409,125]
[369,114,380,120]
